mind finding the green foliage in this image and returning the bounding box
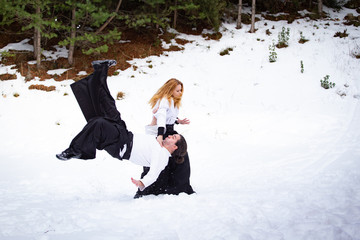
[277,27,290,48]
[320,75,336,89]
[0,50,15,63]
[82,44,108,55]
[59,28,121,55]
[195,0,226,32]
[0,0,19,26]
[269,41,277,63]
[0,0,61,45]
[119,13,168,30]
[103,28,122,43]
[117,0,171,30]
[0,51,16,58]
[0,0,121,57]
[169,1,199,13]
[300,60,304,73]
[118,0,225,32]
[171,1,202,27]
[56,1,122,56]
[76,0,113,28]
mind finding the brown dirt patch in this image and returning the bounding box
[0,73,17,81]
[0,28,198,82]
[28,84,56,92]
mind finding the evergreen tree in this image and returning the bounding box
[58,0,122,62]
[0,0,62,69]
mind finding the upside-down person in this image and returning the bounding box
[56,60,188,191]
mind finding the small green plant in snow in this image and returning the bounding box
[269,41,277,63]
[320,75,335,89]
[277,27,290,48]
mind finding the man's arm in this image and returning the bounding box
[133,149,169,191]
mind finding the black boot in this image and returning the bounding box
[133,191,144,199]
[56,148,81,161]
[91,59,117,67]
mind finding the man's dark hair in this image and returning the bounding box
[172,134,187,164]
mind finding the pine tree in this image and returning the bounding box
[58,0,121,61]
[0,0,61,69]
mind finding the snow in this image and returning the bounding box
[1,7,360,240]
[47,69,69,75]
[0,39,33,52]
[42,45,68,61]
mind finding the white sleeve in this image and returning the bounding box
[154,98,169,129]
[139,149,169,190]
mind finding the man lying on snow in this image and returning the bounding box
[56,60,191,193]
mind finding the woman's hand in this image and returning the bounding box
[156,135,164,147]
[177,118,190,125]
[150,116,157,126]
[152,106,159,114]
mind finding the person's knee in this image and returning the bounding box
[88,117,111,132]
[89,117,107,125]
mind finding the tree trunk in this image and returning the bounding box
[68,7,76,66]
[156,4,159,29]
[35,4,41,69]
[250,0,256,33]
[318,0,323,18]
[236,0,242,29]
[173,0,178,29]
[95,0,123,34]
[33,29,38,59]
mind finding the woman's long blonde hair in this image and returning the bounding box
[149,78,183,109]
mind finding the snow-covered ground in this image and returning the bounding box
[1,7,360,240]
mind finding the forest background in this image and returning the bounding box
[0,0,359,82]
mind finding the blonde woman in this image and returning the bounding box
[134,78,195,198]
[146,78,190,146]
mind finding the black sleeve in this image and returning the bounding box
[157,127,165,136]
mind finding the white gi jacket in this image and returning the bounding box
[145,98,179,135]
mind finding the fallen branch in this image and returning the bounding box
[95,0,123,35]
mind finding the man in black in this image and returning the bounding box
[57,59,194,195]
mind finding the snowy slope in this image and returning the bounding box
[0,7,360,240]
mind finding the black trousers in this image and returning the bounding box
[69,63,132,160]
[71,63,121,123]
